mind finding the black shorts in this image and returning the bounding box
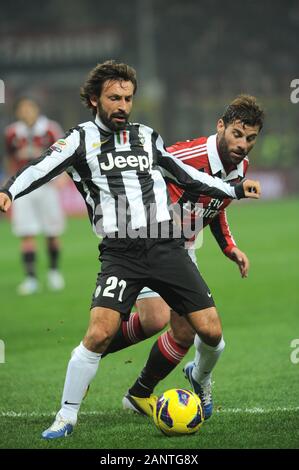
[91,235,215,319]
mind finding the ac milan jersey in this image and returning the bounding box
[166,134,249,256]
[5,116,64,172]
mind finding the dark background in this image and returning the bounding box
[0,0,298,188]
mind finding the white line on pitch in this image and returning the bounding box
[1,407,299,418]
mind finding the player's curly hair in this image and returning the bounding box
[222,94,265,131]
[80,60,137,116]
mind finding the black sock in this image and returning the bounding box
[129,341,174,397]
[22,251,36,278]
[102,328,131,358]
[129,332,189,398]
[48,245,59,270]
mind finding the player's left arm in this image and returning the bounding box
[209,209,249,278]
[229,246,250,278]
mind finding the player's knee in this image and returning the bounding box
[199,327,222,347]
[210,322,223,344]
[84,327,114,352]
[138,300,170,336]
[171,326,195,349]
[148,313,169,334]
[194,310,223,347]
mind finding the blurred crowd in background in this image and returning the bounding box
[0,0,298,211]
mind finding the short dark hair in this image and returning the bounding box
[221,94,265,131]
[80,60,137,116]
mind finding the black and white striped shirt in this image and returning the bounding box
[3,117,243,237]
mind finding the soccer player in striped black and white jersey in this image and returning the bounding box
[102,96,265,420]
[0,62,261,438]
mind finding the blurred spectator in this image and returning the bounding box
[4,96,66,295]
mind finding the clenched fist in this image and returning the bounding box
[243,179,261,199]
[0,192,12,212]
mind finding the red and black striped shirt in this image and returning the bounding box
[166,134,249,257]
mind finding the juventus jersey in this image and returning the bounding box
[2,117,245,237]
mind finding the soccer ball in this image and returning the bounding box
[153,388,204,436]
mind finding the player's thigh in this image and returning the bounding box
[148,238,215,316]
[94,237,157,318]
[37,184,65,236]
[91,272,143,319]
[11,194,41,236]
[169,310,196,348]
[186,307,223,346]
[92,241,147,320]
[136,294,170,335]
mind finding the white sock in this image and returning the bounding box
[58,342,101,423]
[192,335,225,386]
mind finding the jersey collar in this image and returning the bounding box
[207,134,245,181]
[94,115,113,133]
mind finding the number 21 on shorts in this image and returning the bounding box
[95,276,127,302]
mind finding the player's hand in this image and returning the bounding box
[230,247,250,278]
[243,179,261,199]
[0,192,12,212]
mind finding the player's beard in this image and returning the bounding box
[97,102,129,131]
[218,132,244,167]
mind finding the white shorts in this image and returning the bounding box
[11,184,65,237]
[137,247,198,300]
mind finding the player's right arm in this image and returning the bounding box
[0,127,81,208]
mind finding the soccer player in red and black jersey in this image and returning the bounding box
[103,95,265,419]
[5,97,66,295]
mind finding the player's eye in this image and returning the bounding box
[233,131,242,138]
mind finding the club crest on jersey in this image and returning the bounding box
[99,151,150,174]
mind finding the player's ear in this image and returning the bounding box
[217,119,225,133]
[90,96,98,107]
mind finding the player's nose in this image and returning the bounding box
[237,141,247,153]
[118,98,127,111]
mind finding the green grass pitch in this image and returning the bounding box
[0,198,298,449]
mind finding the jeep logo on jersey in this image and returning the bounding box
[99,151,150,174]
